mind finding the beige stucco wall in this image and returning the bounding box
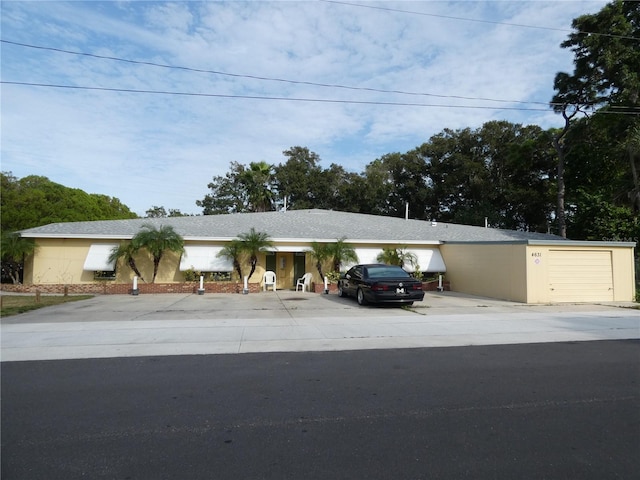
[25,239,442,290]
[441,242,636,303]
[525,243,635,303]
[27,238,95,284]
[440,243,528,302]
[27,238,183,285]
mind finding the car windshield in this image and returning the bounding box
[366,266,410,278]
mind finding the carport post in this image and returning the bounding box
[131,276,139,296]
[324,276,329,294]
[198,275,205,295]
[243,275,249,295]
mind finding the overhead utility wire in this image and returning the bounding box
[0,39,553,108]
[3,81,638,116]
[0,81,551,110]
[321,0,640,42]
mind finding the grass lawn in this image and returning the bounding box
[0,295,94,317]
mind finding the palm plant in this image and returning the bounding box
[376,246,417,270]
[326,237,358,273]
[376,247,402,266]
[108,242,145,282]
[133,223,184,283]
[243,161,275,212]
[1,232,36,284]
[238,228,274,280]
[217,239,244,281]
[307,241,330,279]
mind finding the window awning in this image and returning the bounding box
[179,246,233,272]
[342,248,380,271]
[83,244,118,271]
[343,248,446,273]
[411,249,446,273]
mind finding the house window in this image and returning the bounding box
[207,271,232,282]
[93,270,116,281]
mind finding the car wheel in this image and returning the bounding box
[338,284,346,297]
[356,288,367,306]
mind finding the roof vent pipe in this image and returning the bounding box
[405,202,409,220]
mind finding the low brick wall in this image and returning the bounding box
[1,280,449,295]
[423,280,451,291]
[0,282,262,295]
[313,283,338,294]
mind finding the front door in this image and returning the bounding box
[293,253,306,289]
[265,252,276,274]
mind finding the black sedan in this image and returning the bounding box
[337,264,425,306]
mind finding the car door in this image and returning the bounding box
[344,265,363,295]
[349,265,364,295]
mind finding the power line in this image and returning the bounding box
[3,80,638,115]
[1,80,550,110]
[0,39,553,108]
[321,0,640,42]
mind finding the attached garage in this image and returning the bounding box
[442,240,635,303]
[548,250,613,302]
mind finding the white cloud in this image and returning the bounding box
[1,0,610,216]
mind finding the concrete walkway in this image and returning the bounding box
[1,291,638,361]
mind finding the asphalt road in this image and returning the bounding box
[2,340,639,479]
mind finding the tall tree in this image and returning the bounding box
[274,147,324,210]
[1,172,137,232]
[242,161,275,212]
[1,232,36,284]
[550,0,640,236]
[420,127,490,224]
[478,121,555,231]
[133,224,184,283]
[197,161,276,214]
[145,206,168,218]
[197,162,251,214]
[625,121,640,212]
[348,160,394,216]
[238,228,274,280]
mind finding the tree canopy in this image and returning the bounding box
[1,172,137,233]
[193,2,637,243]
[550,0,639,237]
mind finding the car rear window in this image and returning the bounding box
[366,266,411,278]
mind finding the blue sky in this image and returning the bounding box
[1,0,609,216]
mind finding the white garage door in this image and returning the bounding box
[548,250,613,302]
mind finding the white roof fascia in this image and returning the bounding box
[269,238,444,246]
[23,233,133,240]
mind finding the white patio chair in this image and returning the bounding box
[296,272,313,292]
[263,270,276,291]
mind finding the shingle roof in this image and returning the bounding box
[20,209,565,244]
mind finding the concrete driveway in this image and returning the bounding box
[1,291,639,361]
